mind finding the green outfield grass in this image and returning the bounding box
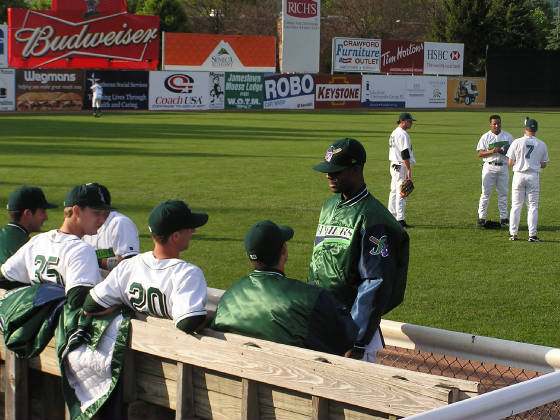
[1,109,559,347]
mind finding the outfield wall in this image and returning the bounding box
[0,69,487,112]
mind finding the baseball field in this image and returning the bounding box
[1,109,559,347]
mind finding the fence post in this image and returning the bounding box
[4,350,29,420]
[241,378,259,420]
[311,395,328,420]
[175,362,194,420]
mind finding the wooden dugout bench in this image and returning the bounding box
[0,288,480,420]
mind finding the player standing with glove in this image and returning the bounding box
[388,113,416,228]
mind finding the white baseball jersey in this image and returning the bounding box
[389,126,416,164]
[507,135,549,173]
[0,230,101,293]
[91,83,103,99]
[89,251,207,326]
[477,130,514,164]
[82,211,140,259]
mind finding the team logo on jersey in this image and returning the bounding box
[325,147,342,162]
[369,235,388,257]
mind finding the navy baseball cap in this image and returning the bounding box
[7,186,58,211]
[398,112,416,122]
[525,118,538,132]
[244,220,293,266]
[148,200,208,236]
[64,183,117,211]
[313,137,367,173]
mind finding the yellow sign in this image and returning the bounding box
[447,77,486,108]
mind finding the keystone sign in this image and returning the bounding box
[8,0,159,69]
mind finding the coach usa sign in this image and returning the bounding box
[8,0,159,69]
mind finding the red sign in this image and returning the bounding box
[380,40,424,74]
[8,0,159,69]
[286,0,318,18]
[314,75,361,109]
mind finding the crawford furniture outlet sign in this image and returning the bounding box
[8,0,159,69]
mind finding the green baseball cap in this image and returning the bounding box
[7,186,58,211]
[148,200,208,236]
[64,183,117,211]
[398,112,416,122]
[313,137,367,173]
[244,220,294,266]
[525,118,538,132]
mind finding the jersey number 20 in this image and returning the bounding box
[129,282,170,319]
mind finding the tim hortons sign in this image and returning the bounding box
[8,0,159,69]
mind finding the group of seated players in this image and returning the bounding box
[0,183,358,354]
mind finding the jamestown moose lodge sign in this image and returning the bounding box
[8,0,159,69]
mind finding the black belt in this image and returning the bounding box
[487,161,503,166]
[392,164,401,170]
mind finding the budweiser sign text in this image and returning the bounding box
[8,0,159,69]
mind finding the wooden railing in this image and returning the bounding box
[0,287,480,419]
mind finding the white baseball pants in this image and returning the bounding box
[388,164,407,221]
[509,171,540,237]
[478,163,509,220]
[92,95,101,109]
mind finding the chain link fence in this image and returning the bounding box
[377,345,560,419]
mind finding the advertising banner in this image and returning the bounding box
[281,0,320,73]
[447,76,486,108]
[315,75,361,109]
[208,72,225,110]
[361,75,405,108]
[149,71,215,111]
[380,40,424,74]
[332,37,381,73]
[264,73,314,109]
[15,69,84,111]
[0,25,8,68]
[8,0,159,69]
[84,70,148,111]
[403,76,447,108]
[163,33,275,72]
[224,72,263,109]
[424,42,464,75]
[0,69,16,111]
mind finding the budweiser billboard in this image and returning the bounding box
[8,0,159,69]
[380,40,424,74]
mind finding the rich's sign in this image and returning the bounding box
[8,0,159,69]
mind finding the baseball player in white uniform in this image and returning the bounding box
[476,115,514,228]
[83,200,209,334]
[506,118,549,242]
[82,184,139,277]
[388,112,416,228]
[0,183,115,307]
[91,81,103,117]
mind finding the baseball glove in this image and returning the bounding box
[400,179,414,197]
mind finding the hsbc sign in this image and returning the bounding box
[8,0,159,69]
[423,41,464,75]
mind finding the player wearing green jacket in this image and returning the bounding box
[0,186,58,266]
[309,138,409,362]
[213,220,358,356]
